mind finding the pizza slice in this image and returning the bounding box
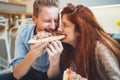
[63,69,73,80]
[28,31,65,44]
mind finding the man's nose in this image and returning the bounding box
[50,21,56,30]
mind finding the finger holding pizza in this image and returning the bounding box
[28,31,65,44]
[30,42,49,58]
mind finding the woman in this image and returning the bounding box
[58,3,120,80]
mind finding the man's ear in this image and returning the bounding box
[32,15,37,24]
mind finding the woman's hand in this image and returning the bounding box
[46,40,63,65]
[69,72,87,80]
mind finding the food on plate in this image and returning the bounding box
[28,31,65,44]
[63,69,73,80]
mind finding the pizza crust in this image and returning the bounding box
[28,35,65,44]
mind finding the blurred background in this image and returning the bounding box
[0,0,120,74]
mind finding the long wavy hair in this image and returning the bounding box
[60,3,120,80]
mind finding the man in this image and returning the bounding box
[10,0,63,80]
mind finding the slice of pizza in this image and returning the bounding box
[28,31,65,44]
[63,69,73,80]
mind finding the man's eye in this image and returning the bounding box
[45,20,51,22]
[55,21,59,24]
[55,20,58,22]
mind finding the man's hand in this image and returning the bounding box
[30,42,49,58]
[13,42,48,79]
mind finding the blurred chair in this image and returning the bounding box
[9,18,33,50]
[0,56,12,75]
[20,18,33,28]
[9,18,33,37]
[0,16,12,74]
[9,19,22,38]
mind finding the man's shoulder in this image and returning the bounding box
[19,24,35,33]
[18,24,35,40]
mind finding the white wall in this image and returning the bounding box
[26,0,34,13]
[59,0,80,9]
[90,4,120,33]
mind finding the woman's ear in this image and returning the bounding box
[32,15,37,24]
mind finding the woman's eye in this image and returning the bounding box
[62,23,69,27]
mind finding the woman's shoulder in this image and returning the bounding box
[95,41,115,58]
[95,41,113,53]
[95,41,120,79]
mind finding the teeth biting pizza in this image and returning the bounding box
[28,31,65,44]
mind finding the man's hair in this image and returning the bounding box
[33,0,59,18]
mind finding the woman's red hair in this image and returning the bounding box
[60,3,120,80]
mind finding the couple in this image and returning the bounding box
[10,0,120,80]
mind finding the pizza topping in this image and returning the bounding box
[33,31,63,40]
[66,69,72,75]
[33,31,52,40]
